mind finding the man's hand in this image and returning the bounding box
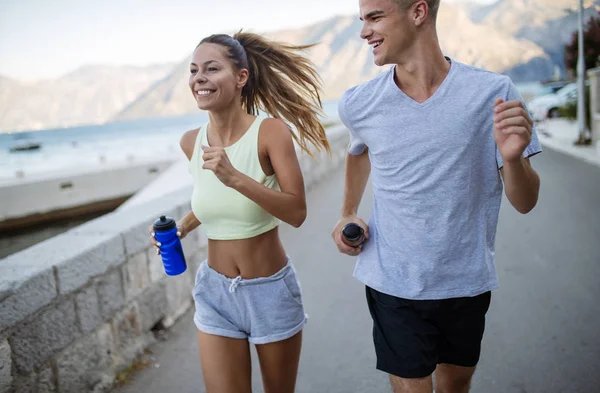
[331,215,369,256]
[494,98,533,164]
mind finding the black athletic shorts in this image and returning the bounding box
[365,286,492,379]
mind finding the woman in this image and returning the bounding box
[150,30,330,393]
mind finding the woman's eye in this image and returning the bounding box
[208,67,218,72]
[190,69,197,74]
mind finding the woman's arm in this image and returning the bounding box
[201,118,307,227]
[178,128,203,235]
[180,128,199,160]
[233,118,307,227]
[149,128,203,252]
[176,211,201,239]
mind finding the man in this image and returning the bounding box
[330,1,542,392]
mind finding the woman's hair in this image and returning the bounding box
[197,30,330,156]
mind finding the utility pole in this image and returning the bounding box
[576,0,588,143]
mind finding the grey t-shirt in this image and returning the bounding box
[338,58,542,300]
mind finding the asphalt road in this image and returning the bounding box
[114,148,600,393]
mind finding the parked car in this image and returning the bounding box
[528,83,579,121]
[535,80,572,96]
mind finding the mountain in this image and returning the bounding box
[113,60,197,121]
[114,2,552,121]
[0,64,174,132]
[464,0,600,78]
[114,16,386,121]
[470,0,598,32]
[4,1,597,131]
[434,2,552,81]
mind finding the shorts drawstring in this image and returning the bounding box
[229,276,242,293]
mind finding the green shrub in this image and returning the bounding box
[558,84,591,130]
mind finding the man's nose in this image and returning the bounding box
[360,22,372,40]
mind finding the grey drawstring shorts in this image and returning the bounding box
[192,258,308,344]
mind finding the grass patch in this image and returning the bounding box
[113,351,154,386]
[558,85,592,132]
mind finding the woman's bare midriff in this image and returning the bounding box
[204,227,288,279]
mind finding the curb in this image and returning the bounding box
[538,136,600,168]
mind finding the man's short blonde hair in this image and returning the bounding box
[393,0,441,19]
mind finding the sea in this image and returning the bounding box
[0,100,341,182]
[0,82,543,182]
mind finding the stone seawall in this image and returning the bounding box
[0,126,350,393]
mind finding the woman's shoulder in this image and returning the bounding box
[180,127,201,160]
[257,117,294,149]
[258,117,291,141]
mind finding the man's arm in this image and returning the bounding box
[494,96,541,214]
[500,157,540,214]
[341,149,371,216]
[332,149,371,256]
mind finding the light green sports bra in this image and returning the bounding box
[189,116,281,240]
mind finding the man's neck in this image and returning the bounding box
[393,42,451,103]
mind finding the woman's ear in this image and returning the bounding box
[237,68,249,90]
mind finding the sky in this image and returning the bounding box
[0,0,497,81]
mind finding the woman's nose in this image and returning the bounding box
[194,73,206,83]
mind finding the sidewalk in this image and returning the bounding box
[110,152,600,393]
[111,166,389,393]
[535,119,600,167]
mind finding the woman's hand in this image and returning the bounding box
[148,222,183,255]
[201,145,240,187]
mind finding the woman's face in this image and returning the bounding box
[189,43,248,111]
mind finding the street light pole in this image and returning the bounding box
[577,0,587,143]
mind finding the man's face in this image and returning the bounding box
[359,0,417,66]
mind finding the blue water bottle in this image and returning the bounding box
[153,215,187,276]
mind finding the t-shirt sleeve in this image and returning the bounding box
[496,80,543,169]
[338,92,367,155]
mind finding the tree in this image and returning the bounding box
[564,11,600,75]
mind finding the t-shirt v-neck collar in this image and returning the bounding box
[389,57,455,109]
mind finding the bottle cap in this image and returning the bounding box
[153,215,176,231]
[342,222,364,241]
